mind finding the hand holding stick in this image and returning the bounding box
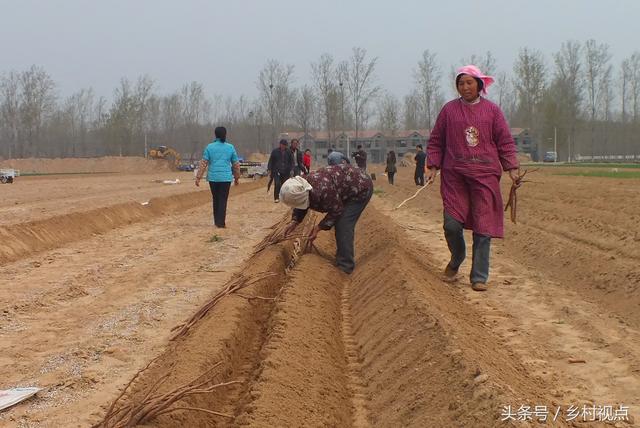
[504,168,537,223]
[394,171,439,210]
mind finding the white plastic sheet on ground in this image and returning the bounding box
[0,387,41,411]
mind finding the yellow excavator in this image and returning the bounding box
[148,146,181,169]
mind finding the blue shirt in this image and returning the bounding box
[202,139,239,182]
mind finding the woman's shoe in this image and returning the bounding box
[443,265,458,283]
[471,282,488,291]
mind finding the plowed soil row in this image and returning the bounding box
[96,207,574,428]
[0,181,260,264]
[370,166,640,425]
[0,171,204,226]
[3,162,638,427]
[0,156,171,174]
[0,184,286,428]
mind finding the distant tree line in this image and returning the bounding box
[1,41,639,160]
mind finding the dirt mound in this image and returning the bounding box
[246,152,269,162]
[0,181,261,265]
[399,151,415,167]
[94,207,564,427]
[93,215,307,427]
[0,156,171,174]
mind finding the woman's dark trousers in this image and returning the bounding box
[209,181,231,227]
[443,212,491,284]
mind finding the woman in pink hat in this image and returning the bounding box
[426,65,520,291]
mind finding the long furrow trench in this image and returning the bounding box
[93,207,573,428]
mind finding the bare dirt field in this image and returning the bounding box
[1,158,639,427]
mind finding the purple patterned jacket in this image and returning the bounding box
[292,165,373,230]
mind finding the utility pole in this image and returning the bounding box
[339,80,350,158]
[269,83,275,153]
[339,80,345,154]
[554,126,557,163]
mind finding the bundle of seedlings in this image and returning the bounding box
[171,214,316,341]
[170,271,277,341]
[504,168,537,223]
[252,212,316,255]
[96,361,240,428]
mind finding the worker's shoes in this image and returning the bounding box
[443,264,458,282]
[471,282,488,292]
[274,199,280,203]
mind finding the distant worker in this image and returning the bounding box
[327,151,350,166]
[303,148,312,173]
[195,126,240,228]
[427,64,520,292]
[290,138,308,176]
[326,148,334,164]
[281,164,373,274]
[267,139,293,203]
[385,150,397,185]
[353,145,367,171]
[414,144,427,186]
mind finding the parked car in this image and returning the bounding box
[0,168,19,184]
[543,151,558,162]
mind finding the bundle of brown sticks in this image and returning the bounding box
[95,361,240,428]
[170,271,276,341]
[504,168,537,223]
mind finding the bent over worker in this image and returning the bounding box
[280,164,373,274]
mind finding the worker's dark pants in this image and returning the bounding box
[443,212,491,284]
[415,168,425,186]
[273,172,289,201]
[387,172,395,185]
[209,181,231,227]
[335,189,373,274]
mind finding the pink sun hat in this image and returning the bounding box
[456,64,495,95]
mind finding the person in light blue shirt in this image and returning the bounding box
[195,127,240,228]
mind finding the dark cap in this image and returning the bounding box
[279,139,288,146]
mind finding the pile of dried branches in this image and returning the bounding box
[170,271,276,341]
[253,213,316,255]
[96,215,321,427]
[95,362,240,428]
[253,216,290,253]
[172,213,316,341]
[504,168,537,223]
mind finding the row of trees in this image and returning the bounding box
[1,40,639,160]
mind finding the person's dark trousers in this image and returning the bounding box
[273,171,289,201]
[414,168,425,186]
[387,172,395,185]
[209,181,231,227]
[334,190,373,274]
[471,233,491,284]
[293,166,303,176]
[443,212,491,283]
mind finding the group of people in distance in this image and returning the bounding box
[195,64,520,291]
[265,138,311,203]
[384,143,427,186]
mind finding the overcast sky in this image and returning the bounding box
[1,0,638,101]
